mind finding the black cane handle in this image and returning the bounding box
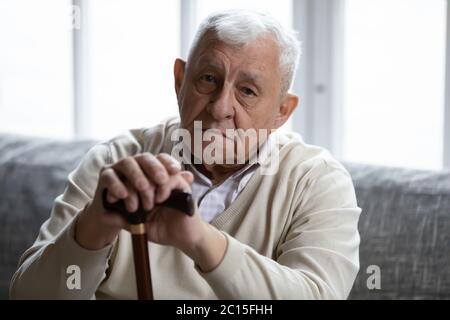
[102,188,195,224]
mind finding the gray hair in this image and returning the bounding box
[187,9,302,94]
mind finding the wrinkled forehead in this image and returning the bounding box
[189,31,281,78]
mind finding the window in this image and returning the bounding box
[1,0,449,172]
[341,0,447,170]
[196,0,293,29]
[87,0,180,140]
[0,0,74,139]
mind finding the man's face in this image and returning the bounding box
[175,33,293,166]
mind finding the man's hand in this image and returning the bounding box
[75,153,191,250]
[74,152,227,272]
[145,203,228,273]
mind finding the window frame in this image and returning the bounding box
[72,0,450,169]
[72,0,91,139]
[444,0,450,168]
[292,0,345,157]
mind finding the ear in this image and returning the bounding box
[174,58,186,96]
[273,93,299,129]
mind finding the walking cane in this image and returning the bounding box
[102,188,195,300]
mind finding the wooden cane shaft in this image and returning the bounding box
[102,188,195,300]
[131,229,153,300]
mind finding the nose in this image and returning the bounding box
[206,85,235,121]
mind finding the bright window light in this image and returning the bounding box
[88,0,180,140]
[342,0,447,170]
[0,0,74,139]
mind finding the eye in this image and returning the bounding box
[241,87,257,97]
[199,74,216,83]
[196,74,218,94]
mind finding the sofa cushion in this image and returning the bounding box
[1,133,449,299]
[344,162,450,299]
[0,133,96,299]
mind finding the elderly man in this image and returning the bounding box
[10,10,361,299]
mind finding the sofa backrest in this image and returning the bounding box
[1,134,449,299]
[0,134,97,299]
[345,162,450,299]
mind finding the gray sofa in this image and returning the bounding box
[1,133,449,299]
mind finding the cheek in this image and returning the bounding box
[233,106,255,130]
[235,100,276,130]
[179,87,211,123]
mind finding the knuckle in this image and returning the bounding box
[141,152,156,161]
[100,168,114,181]
[155,153,169,160]
[119,156,135,167]
[145,183,155,192]
[139,153,159,168]
[100,165,109,174]
[134,152,148,162]
[156,155,173,167]
[157,152,178,164]
[100,165,113,174]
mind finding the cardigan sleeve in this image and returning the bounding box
[196,162,361,299]
[9,142,118,299]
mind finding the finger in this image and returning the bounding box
[140,183,155,211]
[113,157,151,192]
[107,193,118,203]
[124,180,140,213]
[155,153,182,175]
[155,174,191,203]
[91,192,129,228]
[113,157,157,211]
[100,167,128,200]
[100,209,129,228]
[179,171,194,184]
[135,153,169,185]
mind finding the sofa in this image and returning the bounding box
[1,132,449,299]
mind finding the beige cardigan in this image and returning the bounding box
[10,118,361,299]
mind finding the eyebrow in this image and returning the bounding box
[239,71,260,84]
[196,57,223,70]
[195,56,262,86]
